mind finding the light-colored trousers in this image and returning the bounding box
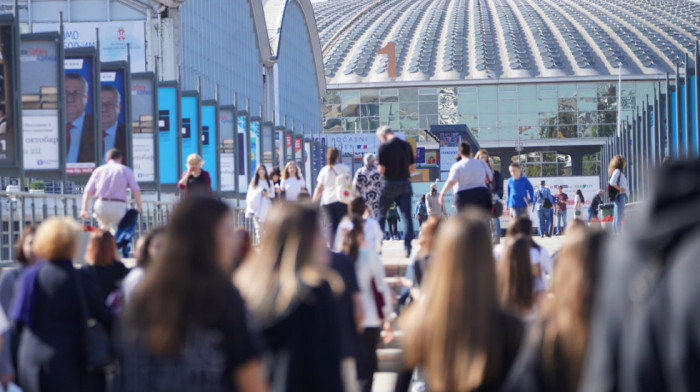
[93,199,127,233]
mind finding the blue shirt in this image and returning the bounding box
[66,113,86,163]
[506,176,534,208]
[533,186,555,210]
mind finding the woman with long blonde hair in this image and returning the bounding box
[280,161,307,201]
[401,210,524,391]
[236,203,344,391]
[607,155,628,233]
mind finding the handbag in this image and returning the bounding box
[607,171,621,201]
[370,278,385,320]
[73,270,115,371]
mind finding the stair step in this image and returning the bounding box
[377,348,404,372]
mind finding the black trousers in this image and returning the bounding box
[387,217,399,238]
[455,187,492,212]
[323,201,347,244]
[358,327,381,392]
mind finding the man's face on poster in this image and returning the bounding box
[65,77,88,123]
[101,89,120,130]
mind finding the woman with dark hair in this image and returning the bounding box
[0,226,36,387]
[83,230,128,304]
[498,235,538,322]
[236,203,344,391]
[504,221,603,392]
[313,147,351,245]
[608,155,629,233]
[574,189,585,220]
[123,197,267,392]
[353,153,381,218]
[269,166,282,199]
[246,164,274,240]
[400,210,524,391]
[121,227,166,303]
[495,217,552,292]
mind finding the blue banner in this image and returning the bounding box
[181,95,198,173]
[691,76,697,158]
[201,104,217,191]
[157,86,177,184]
[250,120,260,171]
[671,89,678,158]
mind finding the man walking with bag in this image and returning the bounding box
[532,180,554,238]
[80,148,142,233]
[376,126,415,257]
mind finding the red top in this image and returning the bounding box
[178,169,213,196]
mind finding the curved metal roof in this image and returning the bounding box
[312,0,700,84]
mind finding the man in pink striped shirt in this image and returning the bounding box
[80,148,142,232]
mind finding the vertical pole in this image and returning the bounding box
[695,41,700,158]
[685,53,693,158]
[233,92,239,208]
[617,62,622,137]
[665,73,671,157]
[653,83,661,165]
[675,62,683,158]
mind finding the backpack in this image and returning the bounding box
[333,167,355,204]
[539,189,553,209]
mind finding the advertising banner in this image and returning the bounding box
[439,132,460,178]
[64,54,97,174]
[219,109,235,192]
[237,114,248,193]
[35,21,146,73]
[20,37,59,170]
[261,123,273,166]
[0,23,16,166]
[304,141,312,189]
[157,85,178,184]
[250,120,259,172]
[312,141,320,180]
[201,103,217,191]
[130,76,155,182]
[99,68,127,164]
[180,94,198,173]
[321,132,405,161]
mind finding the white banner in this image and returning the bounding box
[221,155,235,192]
[22,111,60,170]
[34,21,146,73]
[132,134,155,182]
[304,142,312,190]
[320,132,405,159]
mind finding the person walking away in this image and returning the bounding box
[387,203,400,240]
[246,165,274,241]
[314,147,351,246]
[475,150,504,243]
[353,153,382,218]
[587,190,604,222]
[12,217,113,392]
[439,142,492,212]
[236,204,344,391]
[375,126,415,257]
[82,230,129,305]
[554,186,569,235]
[532,180,554,238]
[494,218,552,293]
[121,227,165,304]
[504,221,603,392]
[123,197,268,392]
[0,226,36,388]
[497,236,541,323]
[80,149,141,234]
[400,210,524,392]
[608,155,629,234]
[177,153,212,196]
[333,197,384,254]
[340,218,394,392]
[506,163,534,218]
[280,161,307,202]
[425,183,443,218]
[414,195,428,231]
[574,189,585,221]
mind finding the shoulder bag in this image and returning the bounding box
[73,270,115,371]
[607,171,621,201]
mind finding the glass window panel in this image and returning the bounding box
[380,115,400,129]
[635,82,654,99]
[526,165,542,177]
[458,98,478,114]
[419,101,438,114]
[577,85,597,97]
[360,89,379,103]
[558,125,577,138]
[538,86,557,98]
[458,87,477,94]
[399,88,418,101]
[460,114,478,123]
[578,97,597,111]
[598,97,617,111]
[322,104,342,117]
[325,91,341,104]
[341,94,360,107]
[380,89,398,96]
[543,152,557,162]
[519,125,540,139]
[361,104,379,116]
[478,86,497,100]
[558,84,577,98]
[518,99,537,112]
[578,111,597,125]
[499,86,517,100]
[500,113,518,126]
[518,84,537,99]
[539,112,557,125]
[597,124,615,137]
[341,104,360,117]
[399,102,419,117]
[558,112,577,125]
[542,164,558,177]
[582,161,600,176]
[476,127,498,141]
[558,97,577,111]
[598,111,616,124]
[621,94,636,110]
[419,94,437,102]
[559,166,572,176]
[361,117,380,131]
[400,115,418,129]
[538,98,557,111]
[380,95,399,103]
[323,118,342,131]
[499,100,518,113]
[379,102,399,116]
[598,83,616,96]
[499,127,518,140]
[519,112,539,125]
[343,117,360,131]
[538,126,557,138]
[420,115,438,128]
[419,88,437,95]
[479,113,499,128]
[481,100,498,113]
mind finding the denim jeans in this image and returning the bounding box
[492,217,502,241]
[511,206,529,218]
[376,180,414,252]
[556,210,567,234]
[587,208,598,222]
[537,208,551,236]
[613,193,627,233]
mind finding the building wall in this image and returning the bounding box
[275,0,321,136]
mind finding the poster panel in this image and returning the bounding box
[219,108,235,192]
[321,132,405,160]
[237,114,248,193]
[157,85,177,184]
[64,55,97,174]
[304,141,312,189]
[180,94,198,173]
[0,23,17,165]
[439,132,460,178]
[35,21,146,73]
[131,76,155,182]
[20,37,58,170]
[201,103,217,191]
[250,120,259,172]
[261,123,273,166]
[99,68,126,164]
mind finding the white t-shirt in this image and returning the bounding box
[447,158,492,193]
[609,169,629,195]
[333,216,384,253]
[121,267,145,303]
[317,164,350,205]
[493,242,551,291]
[281,176,306,201]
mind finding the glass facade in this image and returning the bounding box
[322,81,658,142]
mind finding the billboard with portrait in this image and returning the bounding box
[201,102,217,191]
[100,68,127,164]
[64,53,98,174]
[219,108,235,192]
[237,114,248,193]
[180,94,198,174]
[0,21,17,167]
[131,75,156,182]
[20,34,59,171]
[157,84,178,184]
